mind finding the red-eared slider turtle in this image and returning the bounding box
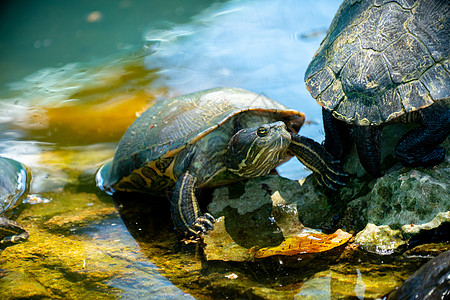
[97,87,346,235]
[305,0,450,176]
[385,250,450,300]
[0,156,29,247]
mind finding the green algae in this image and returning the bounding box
[0,190,191,299]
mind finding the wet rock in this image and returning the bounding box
[0,271,50,299]
[44,207,119,232]
[0,191,192,299]
[354,224,405,254]
[355,212,450,254]
[341,131,450,227]
[344,159,449,251]
[204,189,352,263]
[297,264,403,299]
[202,217,253,262]
[404,243,450,257]
[342,166,450,230]
[209,175,330,231]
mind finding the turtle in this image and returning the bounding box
[96,87,347,235]
[305,0,450,177]
[0,156,29,247]
[385,250,450,299]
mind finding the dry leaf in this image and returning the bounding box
[254,229,352,258]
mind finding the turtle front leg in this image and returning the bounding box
[289,134,347,190]
[171,172,215,236]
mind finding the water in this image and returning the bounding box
[0,1,432,299]
[0,0,340,180]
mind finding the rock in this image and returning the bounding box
[209,175,330,231]
[354,224,405,255]
[354,212,450,254]
[0,190,192,299]
[0,271,50,299]
[202,217,253,262]
[403,242,450,257]
[44,207,119,232]
[342,166,450,230]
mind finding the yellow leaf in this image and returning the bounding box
[254,229,352,258]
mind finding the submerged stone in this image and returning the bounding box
[202,217,253,262]
[0,190,192,299]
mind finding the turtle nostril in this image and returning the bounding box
[274,121,286,130]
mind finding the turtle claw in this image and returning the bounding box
[290,134,348,191]
[328,161,348,177]
[317,172,347,191]
[318,162,348,191]
[189,213,215,235]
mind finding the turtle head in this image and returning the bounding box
[227,121,291,177]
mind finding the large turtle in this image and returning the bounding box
[97,87,346,235]
[0,156,29,247]
[305,0,450,176]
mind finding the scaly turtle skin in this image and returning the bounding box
[97,87,346,235]
[0,156,29,247]
[385,250,450,300]
[305,0,450,177]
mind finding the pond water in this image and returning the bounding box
[0,1,439,299]
[0,0,340,180]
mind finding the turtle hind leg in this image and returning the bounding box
[289,134,347,190]
[396,104,450,167]
[171,172,215,236]
[322,108,351,160]
[353,125,383,177]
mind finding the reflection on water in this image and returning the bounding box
[0,0,434,299]
[0,0,226,88]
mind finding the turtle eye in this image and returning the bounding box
[257,126,269,137]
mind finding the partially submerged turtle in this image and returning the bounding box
[305,0,450,176]
[0,156,29,247]
[385,250,450,300]
[97,87,346,235]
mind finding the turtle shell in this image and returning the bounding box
[102,87,304,190]
[0,157,28,215]
[305,0,450,126]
